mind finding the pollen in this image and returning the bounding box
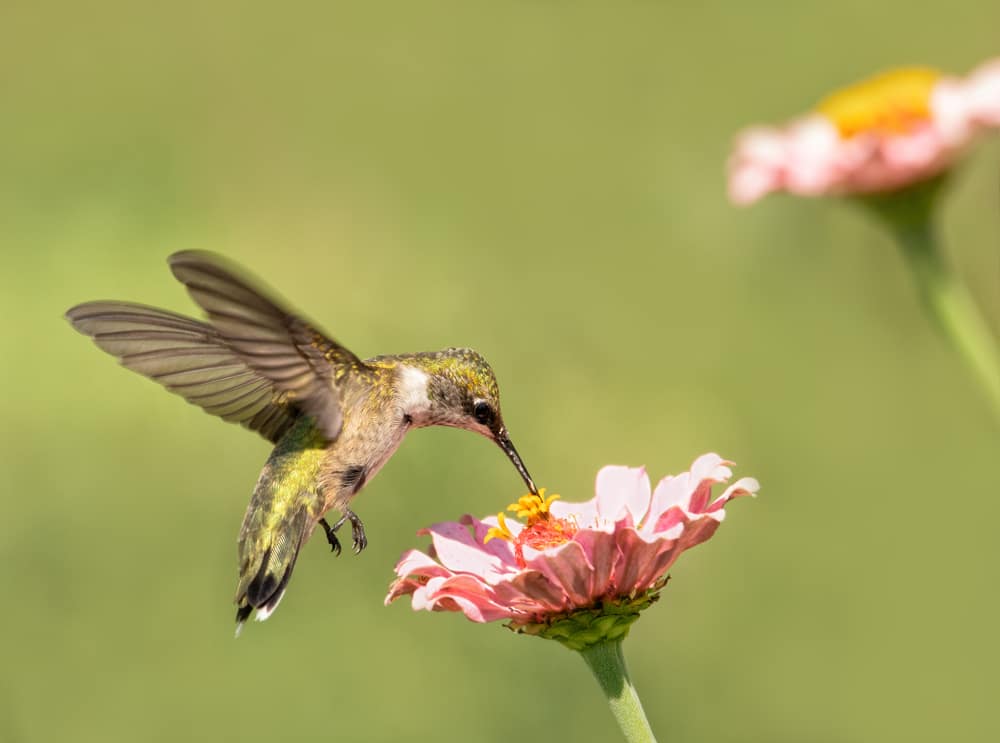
[507,488,561,522]
[484,512,514,544]
[482,488,577,566]
[517,516,577,552]
[817,67,941,138]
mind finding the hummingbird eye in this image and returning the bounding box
[472,401,495,427]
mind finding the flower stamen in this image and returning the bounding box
[817,67,940,138]
[482,488,578,564]
[484,511,513,544]
[507,488,560,523]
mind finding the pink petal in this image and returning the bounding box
[549,494,599,528]
[385,576,427,605]
[594,465,651,525]
[431,595,508,622]
[783,116,843,194]
[479,513,524,539]
[672,514,724,554]
[727,127,790,205]
[931,78,975,147]
[409,577,448,612]
[689,453,733,483]
[613,527,678,593]
[423,521,509,581]
[965,58,1000,125]
[652,505,689,535]
[646,474,690,527]
[446,596,516,622]
[391,549,454,581]
[734,126,790,167]
[423,574,510,617]
[572,528,620,598]
[835,135,877,173]
[460,514,519,566]
[622,532,687,590]
[525,540,595,606]
[415,577,512,622]
[688,454,734,513]
[506,570,568,613]
[489,579,543,610]
[726,64,1000,200]
[728,165,783,205]
[880,127,942,169]
[387,455,756,624]
[706,476,760,512]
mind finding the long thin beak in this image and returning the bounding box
[496,429,537,494]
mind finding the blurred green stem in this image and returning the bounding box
[893,220,1000,418]
[579,639,658,743]
[861,180,1000,422]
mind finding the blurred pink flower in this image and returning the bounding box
[728,60,1000,204]
[385,454,758,630]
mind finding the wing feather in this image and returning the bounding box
[168,251,360,441]
[66,301,300,443]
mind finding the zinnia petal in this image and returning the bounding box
[506,569,569,613]
[708,476,760,512]
[613,527,679,593]
[423,521,510,582]
[964,59,1000,125]
[416,576,513,622]
[688,453,735,513]
[727,59,1000,201]
[460,514,520,567]
[571,528,620,598]
[386,454,757,640]
[594,465,650,525]
[525,540,595,607]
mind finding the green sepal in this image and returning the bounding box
[506,577,668,651]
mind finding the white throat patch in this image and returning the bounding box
[398,365,431,416]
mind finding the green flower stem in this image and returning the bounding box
[892,219,1000,419]
[579,639,658,743]
[859,178,1000,422]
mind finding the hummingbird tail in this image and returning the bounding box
[234,506,312,633]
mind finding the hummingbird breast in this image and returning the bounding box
[317,364,416,513]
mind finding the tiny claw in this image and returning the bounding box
[348,510,367,554]
[325,510,368,555]
[353,531,367,554]
[319,517,343,557]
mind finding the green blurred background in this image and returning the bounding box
[3,2,999,741]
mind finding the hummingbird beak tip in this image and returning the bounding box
[497,430,537,495]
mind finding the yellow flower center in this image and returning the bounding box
[816,67,941,138]
[484,488,577,566]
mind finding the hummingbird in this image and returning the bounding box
[66,251,537,633]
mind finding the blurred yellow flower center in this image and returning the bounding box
[484,488,577,566]
[817,67,941,138]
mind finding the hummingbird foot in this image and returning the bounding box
[323,510,368,554]
[347,510,368,553]
[319,517,343,557]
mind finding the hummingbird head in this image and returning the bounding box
[402,348,537,494]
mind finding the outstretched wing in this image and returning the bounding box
[167,250,363,442]
[67,252,362,443]
[66,301,299,442]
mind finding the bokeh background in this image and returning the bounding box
[3,2,999,741]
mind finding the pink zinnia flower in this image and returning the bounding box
[386,454,757,646]
[728,60,1000,204]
